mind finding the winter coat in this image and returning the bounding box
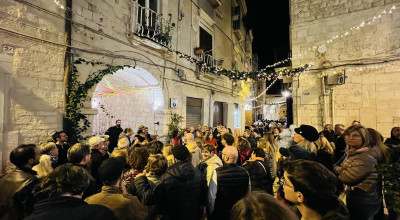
[334,145,383,205]
[243,158,273,194]
[105,125,123,152]
[25,196,117,220]
[238,150,251,166]
[89,148,108,190]
[321,199,350,220]
[85,185,147,220]
[0,167,38,220]
[133,160,204,220]
[201,155,223,185]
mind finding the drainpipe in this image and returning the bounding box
[331,87,334,125]
[209,89,213,127]
[321,76,327,129]
[63,0,72,130]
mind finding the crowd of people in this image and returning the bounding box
[0,118,399,220]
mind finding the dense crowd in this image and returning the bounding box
[0,119,399,220]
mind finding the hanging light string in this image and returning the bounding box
[249,78,279,101]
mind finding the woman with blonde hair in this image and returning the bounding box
[258,133,277,180]
[367,128,392,164]
[33,154,54,178]
[162,144,176,167]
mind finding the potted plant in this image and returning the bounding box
[194,47,204,55]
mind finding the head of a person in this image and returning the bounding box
[110,149,128,163]
[185,132,195,142]
[251,148,265,159]
[250,125,256,131]
[243,129,252,138]
[263,132,275,143]
[33,154,54,178]
[10,144,40,169]
[217,124,222,131]
[323,124,332,132]
[277,124,284,132]
[117,137,129,149]
[234,128,241,136]
[101,135,110,146]
[172,129,179,139]
[197,124,202,131]
[52,131,68,143]
[201,144,215,161]
[352,120,360,125]
[273,127,280,135]
[144,127,149,133]
[231,191,299,220]
[189,126,195,133]
[162,144,173,157]
[344,124,372,149]
[128,147,149,170]
[99,157,125,186]
[149,141,164,155]
[334,124,344,135]
[203,125,208,131]
[196,130,203,138]
[222,146,239,164]
[116,120,121,126]
[222,133,235,147]
[145,154,167,177]
[237,137,251,152]
[205,132,214,140]
[67,143,91,165]
[390,127,400,140]
[293,125,319,144]
[40,142,58,156]
[171,145,190,161]
[282,160,338,216]
[88,136,105,149]
[124,128,133,137]
[33,164,92,200]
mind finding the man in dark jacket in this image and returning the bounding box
[105,119,123,153]
[26,164,117,220]
[0,144,40,220]
[88,136,108,191]
[334,124,346,163]
[208,137,250,220]
[133,145,204,220]
[243,148,273,194]
[52,131,69,165]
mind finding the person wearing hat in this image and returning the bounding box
[88,136,108,190]
[133,145,203,219]
[85,157,147,220]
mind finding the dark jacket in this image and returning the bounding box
[0,167,38,220]
[134,160,204,220]
[105,125,123,153]
[89,149,108,190]
[243,159,272,194]
[334,135,346,163]
[56,144,69,165]
[247,137,257,150]
[25,196,117,220]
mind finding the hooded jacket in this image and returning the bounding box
[134,160,204,220]
[202,155,223,185]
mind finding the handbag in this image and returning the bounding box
[338,185,348,205]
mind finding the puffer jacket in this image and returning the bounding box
[334,145,383,204]
[243,158,273,194]
[203,155,223,185]
[134,160,204,220]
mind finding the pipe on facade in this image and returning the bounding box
[331,87,334,126]
[209,90,213,127]
[63,0,72,119]
[321,76,327,129]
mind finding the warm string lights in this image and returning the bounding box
[54,0,65,10]
[250,78,279,101]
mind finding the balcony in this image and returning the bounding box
[130,2,174,48]
[233,19,246,41]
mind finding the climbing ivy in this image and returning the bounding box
[65,58,131,144]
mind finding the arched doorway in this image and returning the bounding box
[91,66,164,137]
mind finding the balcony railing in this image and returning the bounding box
[197,53,217,72]
[130,2,174,47]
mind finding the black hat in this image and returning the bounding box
[98,157,125,182]
[294,125,319,142]
[279,145,313,161]
[171,145,190,161]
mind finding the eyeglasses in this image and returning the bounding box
[280,178,294,189]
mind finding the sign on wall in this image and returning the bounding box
[170,98,178,108]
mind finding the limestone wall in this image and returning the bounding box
[290,0,400,137]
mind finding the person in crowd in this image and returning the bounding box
[227,128,233,134]
[258,133,277,181]
[185,132,202,168]
[231,191,299,220]
[208,144,250,220]
[119,127,134,147]
[273,127,281,142]
[32,154,53,178]
[334,125,382,220]
[195,130,203,142]
[149,141,164,155]
[198,144,223,186]
[105,120,123,154]
[88,136,108,190]
[321,124,336,143]
[52,131,69,165]
[204,132,218,154]
[315,134,335,170]
[122,147,149,189]
[133,145,203,219]
[243,148,273,194]
[111,138,130,160]
[213,124,223,153]
[384,127,400,162]
[170,130,181,147]
[282,160,349,219]
[0,144,40,219]
[85,157,147,220]
[39,141,59,168]
[334,124,347,163]
[100,134,110,153]
[236,137,252,166]
[243,129,257,150]
[134,125,148,146]
[26,164,117,220]
[291,124,319,157]
[368,128,392,164]
[162,144,176,167]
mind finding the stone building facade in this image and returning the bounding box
[0,0,253,174]
[290,0,400,137]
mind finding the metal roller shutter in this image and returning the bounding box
[186,97,202,128]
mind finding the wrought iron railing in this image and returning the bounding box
[130,2,174,47]
[197,53,217,69]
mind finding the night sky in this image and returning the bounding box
[245,0,290,94]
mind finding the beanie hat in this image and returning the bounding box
[98,157,125,183]
[294,125,319,142]
[171,145,190,161]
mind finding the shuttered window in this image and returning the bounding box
[186,97,203,128]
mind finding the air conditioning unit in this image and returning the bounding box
[326,72,346,85]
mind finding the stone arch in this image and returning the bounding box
[90,66,165,137]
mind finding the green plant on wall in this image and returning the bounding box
[167,113,183,138]
[378,162,400,215]
[65,58,130,144]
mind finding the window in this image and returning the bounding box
[200,27,213,55]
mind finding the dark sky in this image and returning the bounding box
[245,1,290,94]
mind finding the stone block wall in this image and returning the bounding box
[290,0,400,137]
